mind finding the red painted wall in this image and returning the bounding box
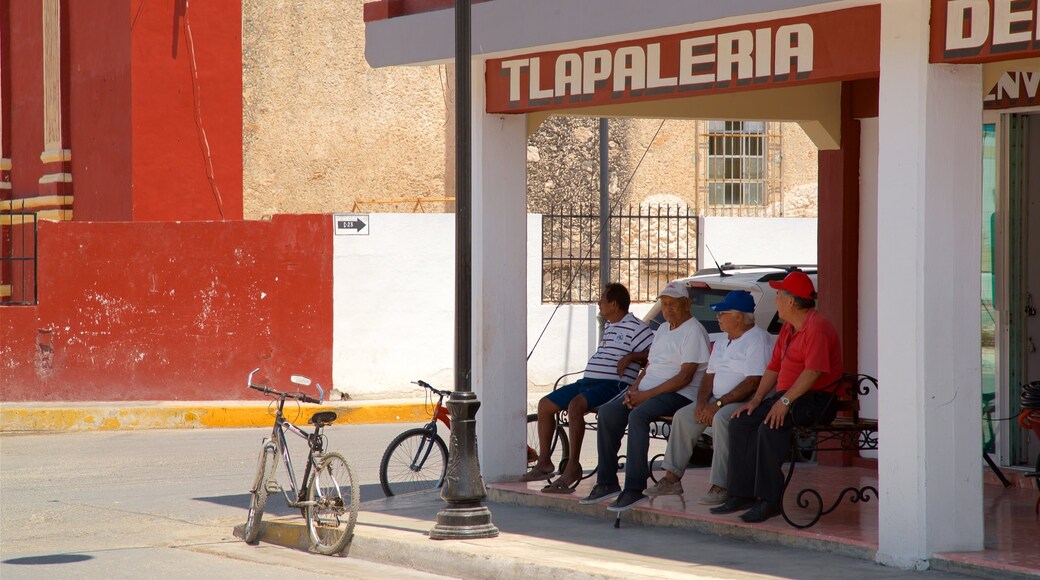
[66,0,132,220]
[130,0,243,221]
[7,0,44,197]
[2,0,241,220]
[0,215,333,401]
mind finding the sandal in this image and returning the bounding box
[541,479,577,494]
[518,467,556,482]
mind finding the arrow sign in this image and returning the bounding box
[333,214,369,236]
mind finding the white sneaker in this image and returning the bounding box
[697,484,728,505]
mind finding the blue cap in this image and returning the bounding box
[710,290,756,313]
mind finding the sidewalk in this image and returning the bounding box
[0,394,549,432]
[231,490,983,580]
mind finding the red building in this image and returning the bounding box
[0,0,332,400]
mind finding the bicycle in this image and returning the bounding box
[242,368,360,555]
[378,379,567,497]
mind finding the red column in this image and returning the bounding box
[817,79,878,466]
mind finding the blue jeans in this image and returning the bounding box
[596,392,693,492]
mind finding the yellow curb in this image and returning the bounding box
[0,402,434,432]
[232,518,312,552]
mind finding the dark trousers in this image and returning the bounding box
[596,392,692,492]
[726,391,836,503]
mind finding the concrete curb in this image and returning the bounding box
[0,400,433,432]
[234,513,675,579]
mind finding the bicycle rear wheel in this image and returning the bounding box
[379,428,448,497]
[526,413,570,472]
[243,443,277,544]
[306,452,359,555]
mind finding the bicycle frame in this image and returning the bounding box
[258,382,327,508]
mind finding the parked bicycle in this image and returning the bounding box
[378,379,568,497]
[242,368,360,555]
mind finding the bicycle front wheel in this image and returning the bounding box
[306,452,359,555]
[243,443,277,545]
[379,428,448,497]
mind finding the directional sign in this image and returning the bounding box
[334,214,369,236]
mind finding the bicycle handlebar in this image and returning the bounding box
[412,379,451,398]
[247,368,323,404]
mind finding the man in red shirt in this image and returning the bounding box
[710,271,843,523]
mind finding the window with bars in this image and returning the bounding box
[706,120,767,206]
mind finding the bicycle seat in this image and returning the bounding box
[308,411,338,427]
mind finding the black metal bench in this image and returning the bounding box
[781,373,879,528]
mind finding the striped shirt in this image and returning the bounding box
[584,313,655,384]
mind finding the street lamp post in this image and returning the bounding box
[429,0,499,541]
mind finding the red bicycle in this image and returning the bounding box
[378,380,567,497]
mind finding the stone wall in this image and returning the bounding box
[242,0,451,219]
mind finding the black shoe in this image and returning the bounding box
[606,489,648,512]
[739,500,782,523]
[709,496,756,514]
[578,483,622,505]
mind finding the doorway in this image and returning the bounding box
[994,112,1040,467]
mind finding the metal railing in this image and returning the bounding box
[0,212,38,305]
[542,203,696,304]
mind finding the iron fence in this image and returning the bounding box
[542,203,697,304]
[1,212,38,305]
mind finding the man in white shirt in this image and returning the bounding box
[644,290,772,505]
[521,283,654,492]
[580,281,711,511]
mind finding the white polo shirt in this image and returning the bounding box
[706,325,773,399]
[639,318,711,401]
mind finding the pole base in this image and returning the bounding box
[429,505,499,540]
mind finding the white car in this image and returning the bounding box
[642,265,818,346]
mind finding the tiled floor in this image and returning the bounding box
[492,463,1040,576]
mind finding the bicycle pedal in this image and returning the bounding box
[264,481,283,493]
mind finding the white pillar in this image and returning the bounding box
[876,0,984,568]
[471,58,529,482]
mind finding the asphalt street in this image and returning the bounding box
[0,423,450,579]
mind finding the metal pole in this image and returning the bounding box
[430,0,498,541]
[598,118,609,336]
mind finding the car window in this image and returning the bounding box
[646,287,731,333]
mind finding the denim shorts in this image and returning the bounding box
[544,377,627,411]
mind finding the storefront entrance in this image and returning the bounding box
[987,111,1040,468]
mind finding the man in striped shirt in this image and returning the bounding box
[521,283,654,493]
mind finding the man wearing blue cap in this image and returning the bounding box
[645,290,772,505]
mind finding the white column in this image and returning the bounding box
[876,0,983,568]
[471,59,529,482]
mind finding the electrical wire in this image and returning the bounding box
[183,0,226,220]
[527,119,667,361]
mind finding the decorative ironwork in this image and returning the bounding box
[780,374,880,529]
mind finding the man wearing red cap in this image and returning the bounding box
[709,271,843,523]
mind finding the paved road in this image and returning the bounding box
[0,423,452,579]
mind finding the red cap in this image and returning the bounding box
[769,271,816,300]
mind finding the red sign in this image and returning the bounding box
[931,0,1040,63]
[984,70,1040,108]
[485,6,879,114]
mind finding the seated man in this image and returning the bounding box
[711,271,842,523]
[644,290,772,506]
[520,282,653,492]
[580,281,710,511]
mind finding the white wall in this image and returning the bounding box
[332,214,457,398]
[859,117,880,426]
[698,217,817,266]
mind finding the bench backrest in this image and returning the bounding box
[827,374,879,424]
